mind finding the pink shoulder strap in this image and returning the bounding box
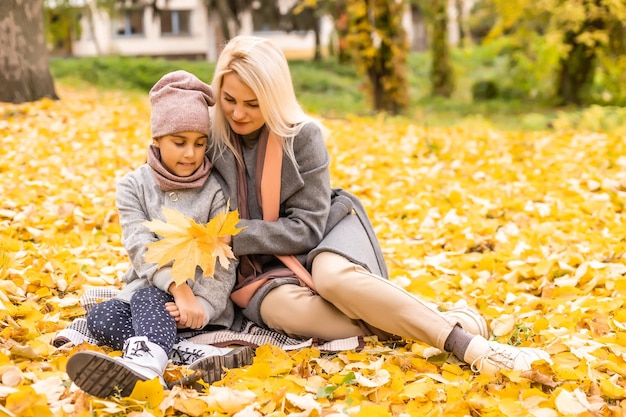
[263,132,316,291]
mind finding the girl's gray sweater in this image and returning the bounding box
[114,164,237,329]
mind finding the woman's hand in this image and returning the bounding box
[167,283,206,329]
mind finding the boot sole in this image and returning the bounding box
[66,351,146,398]
[188,346,254,387]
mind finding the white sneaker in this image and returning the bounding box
[170,339,233,365]
[441,307,490,339]
[184,346,255,391]
[464,336,551,376]
[118,336,168,385]
[66,336,168,398]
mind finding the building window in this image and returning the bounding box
[160,10,191,36]
[114,9,144,37]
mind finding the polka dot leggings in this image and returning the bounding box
[86,286,177,352]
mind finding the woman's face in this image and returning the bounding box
[220,73,265,136]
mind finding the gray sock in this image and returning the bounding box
[443,324,475,360]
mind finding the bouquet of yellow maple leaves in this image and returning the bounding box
[142,206,243,286]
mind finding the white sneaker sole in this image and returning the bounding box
[185,346,254,390]
[66,351,147,398]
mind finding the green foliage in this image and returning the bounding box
[49,48,626,132]
[290,59,367,116]
[471,80,498,101]
[469,36,562,101]
[316,372,356,399]
[49,56,368,116]
[592,50,626,106]
[507,324,534,347]
[50,57,215,91]
[485,0,626,105]
[43,0,82,55]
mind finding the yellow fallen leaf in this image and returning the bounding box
[4,385,53,417]
[599,376,626,399]
[554,388,589,415]
[354,403,392,417]
[285,392,322,413]
[203,386,257,414]
[91,398,127,413]
[130,377,164,408]
[173,397,209,417]
[400,378,433,399]
[352,369,390,388]
[143,206,243,285]
[490,314,516,337]
[498,397,533,417]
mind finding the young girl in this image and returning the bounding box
[207,35,550,377]
[66,70,251,398]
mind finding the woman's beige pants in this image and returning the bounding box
[259,251,455,350]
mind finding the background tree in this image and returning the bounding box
[203,0,254,41]
[286,1,324,61]
[44,0,82,56]
[0,0,58,103]
[487,0,626,105]
[429,0,454,97]
[329,0,351,63]
[345,0,410,114]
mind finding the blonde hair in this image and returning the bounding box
[209,35,318,165]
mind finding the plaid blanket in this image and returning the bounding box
[53,287,363,352]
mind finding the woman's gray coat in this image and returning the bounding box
[209,122,387,326]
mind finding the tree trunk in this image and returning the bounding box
[410,4,427,52]
[431,0,454,97]
[313,18,322,61]
[556,36,596,105]
[348,0,409,114]
[333,1,350,64]
[0,0,58,103]
[86,0,102,55]
[555,3,605,106]
[215,0,239,41]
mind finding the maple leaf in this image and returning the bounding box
[142,206,243,285]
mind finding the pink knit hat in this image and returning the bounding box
[149,70,215,138]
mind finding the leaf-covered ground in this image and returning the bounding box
[1,86,626,416]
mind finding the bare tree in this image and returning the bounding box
[204,0,242,41]
[0,0,58,103]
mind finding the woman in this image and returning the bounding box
[208,35,550,377]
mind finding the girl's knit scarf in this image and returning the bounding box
[147,144,212,191]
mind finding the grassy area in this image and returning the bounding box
[50,51,626,132]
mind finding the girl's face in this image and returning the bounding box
[154,131,207,177]
[220,73,265,136]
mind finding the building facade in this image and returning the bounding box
[73,0,333,61]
